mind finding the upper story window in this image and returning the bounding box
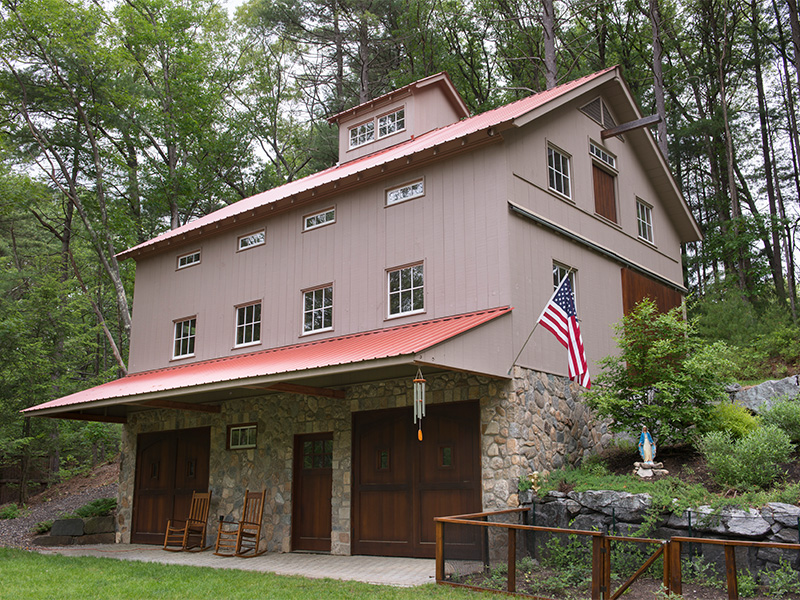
[637,200,654,243]
[553,263,576,298]
[304,208,336,231]
[173,317,196,359]
[378,108,405,138]
[303,285,333,333]
[590,142,617,223]
[547,146,571,199]
[388,263,424,317]
[238,229,265,251]
[589,142,615,169]
[177,250,201,270]
[235,302,262,347]
[349,121,375,148]
[386,180,424,206]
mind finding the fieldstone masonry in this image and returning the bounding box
[118,367,607,554]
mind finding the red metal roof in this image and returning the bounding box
[118,67,617,259]
[24,306,512,415]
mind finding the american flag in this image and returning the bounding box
[537,276,591,388]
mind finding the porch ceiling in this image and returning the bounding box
[22,307,512,423]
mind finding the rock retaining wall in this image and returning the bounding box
[33,516,116,546]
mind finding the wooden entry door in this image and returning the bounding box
[131,427,210,544]
[352,401,481,558]
[292,432,333,552]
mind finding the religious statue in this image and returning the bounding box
[638,426,656,464]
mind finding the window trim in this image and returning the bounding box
[377,107,406,140]
[387,262,425,319]
[589,141,616,170]
[234,301,262,348]
[303,207,336,232]
[227,423,258,450]
[176,250,201,270]
[547,144,572,200]
[386,179,425,207]
[349,120,375,149]
[172,316,197,360]
[302,284,334,335]
[552,262,577,301]
[237,229,265,251]
[637,199,655,244]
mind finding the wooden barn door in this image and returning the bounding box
[352,401,481,558]
[292,432,333,552]
[131,427,210,544]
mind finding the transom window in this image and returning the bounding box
[590,142,616,169]
[303,285,333,333]
[228,424,257,450]
[349,121,375,148]
[548,146,571,198]
[173,317,196,358]
[177,250,200,269]
[637,200,654,243]
[378,108,405,138]
[238,230,265,251]
[386,180,424,206]
[388,264,424,316]
[304,208,335,231]
[235,302,262,347]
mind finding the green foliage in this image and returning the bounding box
[766,557,800,597]
[699,425,794,489]
[585,299,734,444]
[61,498,117,519]
[683,557,723,588]
[702,402,760,439]
[760,397,800,443]
[517,474,532,492]
[32,520,53,535]
[737,572,758,597]
[0,503,21,519]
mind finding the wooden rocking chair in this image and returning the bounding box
[163,490,212,552]
[214,489,266,558]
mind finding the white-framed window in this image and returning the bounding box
[304,208,336,231]
[303,285,333,333]
[238,229,265,251]
[173,317,196,358]
[177,250,201,270]
[553,263,577,299]
[388,263,424,317]
[548,146,571,198]
[386,180,424,206]
[349,121,375,148]
[227,423,257,450]
[589,141,616,169]
[637,200,654,243]
[235,302,262,347]
[378,108,405,138]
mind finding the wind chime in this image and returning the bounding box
[413,368,426,441]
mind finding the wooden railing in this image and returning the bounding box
[435,508,800,600]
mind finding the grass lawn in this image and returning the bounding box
[0,548,495,600]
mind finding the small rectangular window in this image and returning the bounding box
[228,424,257,450]
[589,142,616,169]
[349,121,375,148]
[235,302,262,347]
[238,230,265,251]
[304,208,335,231]
[388,264,424,317]
[378,108,405,138]
[173,317,196,358]
[177,250,201,270]
[637,200,654,243]
[553,263,576,296]
[386,180,424,206]
[303,285,333,333]
[548,146,571,198]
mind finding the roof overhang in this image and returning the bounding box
[23,307,512,422]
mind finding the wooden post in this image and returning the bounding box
[435,520,444,582]
[591,536,604,600]
[507,527,516,593]
[667,539,682,596]
[725,545,739,600]
[603,537,612,598]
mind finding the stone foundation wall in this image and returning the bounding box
[117,367,603,555]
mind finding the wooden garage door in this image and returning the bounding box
[131,427,210,545]
[352,401,481,558]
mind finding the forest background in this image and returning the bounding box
[0,0,798,503]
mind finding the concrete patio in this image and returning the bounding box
[36,544,437,588]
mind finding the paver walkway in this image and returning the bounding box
[37,544,436,588]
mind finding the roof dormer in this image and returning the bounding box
[328,72,470,164]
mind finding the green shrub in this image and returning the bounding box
[703,402,760,439]
[0,504,20,520]
[700,425,793,489]
[72,498,117,518]
[766,557,800,597]
[760,397,800,443]
[738,572,758,597]
[32,520,53,535]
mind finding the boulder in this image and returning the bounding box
[571,490,652,523]
[50,518,84,537]
[733,376,799,413]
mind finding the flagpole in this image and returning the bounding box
[507,269,574,375]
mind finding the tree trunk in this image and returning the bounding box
[18,418,31,506]
[543,0,557,89]
[649,0,669,161]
